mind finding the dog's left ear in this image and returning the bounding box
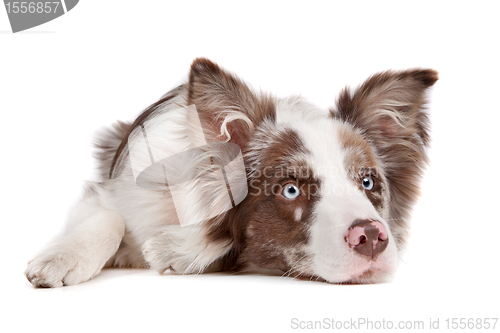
[331,69,438,245]
[332,68,438,152]
[187,58,274,148]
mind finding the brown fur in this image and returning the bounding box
[208,126,321,275]
[338,123,387,212]
[187,58,276,148]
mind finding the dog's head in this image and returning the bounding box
[187,58,437,283]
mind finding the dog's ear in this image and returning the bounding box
[332,69,438,151]
[187,58,275,148]
[331,69,438,244]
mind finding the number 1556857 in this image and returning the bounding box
[5,2,60,14]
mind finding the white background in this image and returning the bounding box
[1,1,499,332]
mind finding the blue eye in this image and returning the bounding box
[282,184,300,199]
[362,176,374,191]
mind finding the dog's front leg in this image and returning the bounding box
[25,199,125,287]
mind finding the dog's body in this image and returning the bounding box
[25,59,437,287]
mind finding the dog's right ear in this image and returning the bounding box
[186,58,275,149]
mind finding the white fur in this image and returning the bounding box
[25,193,125,287]
[143,225,231,274]
[294,207,303,222]
[275,95,328,124]
[25,89,236,286]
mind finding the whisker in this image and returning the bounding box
[280,253,308,279]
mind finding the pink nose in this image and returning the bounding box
[346,220,389,259]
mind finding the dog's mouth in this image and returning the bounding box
[342,267,387,284]
[287,266,387,284]
[347,269,376,283]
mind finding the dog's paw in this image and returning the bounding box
[25,250,99,288]
[142,239,183,274]
[142,227,231,275]
[142,237,205,274]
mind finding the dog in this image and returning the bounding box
[25,58,438,287]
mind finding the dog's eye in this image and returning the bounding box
[362,176,374,191]
[282,184,300,199]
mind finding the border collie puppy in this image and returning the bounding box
[25,58,438,287]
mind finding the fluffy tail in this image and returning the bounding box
[93,120,132,181]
